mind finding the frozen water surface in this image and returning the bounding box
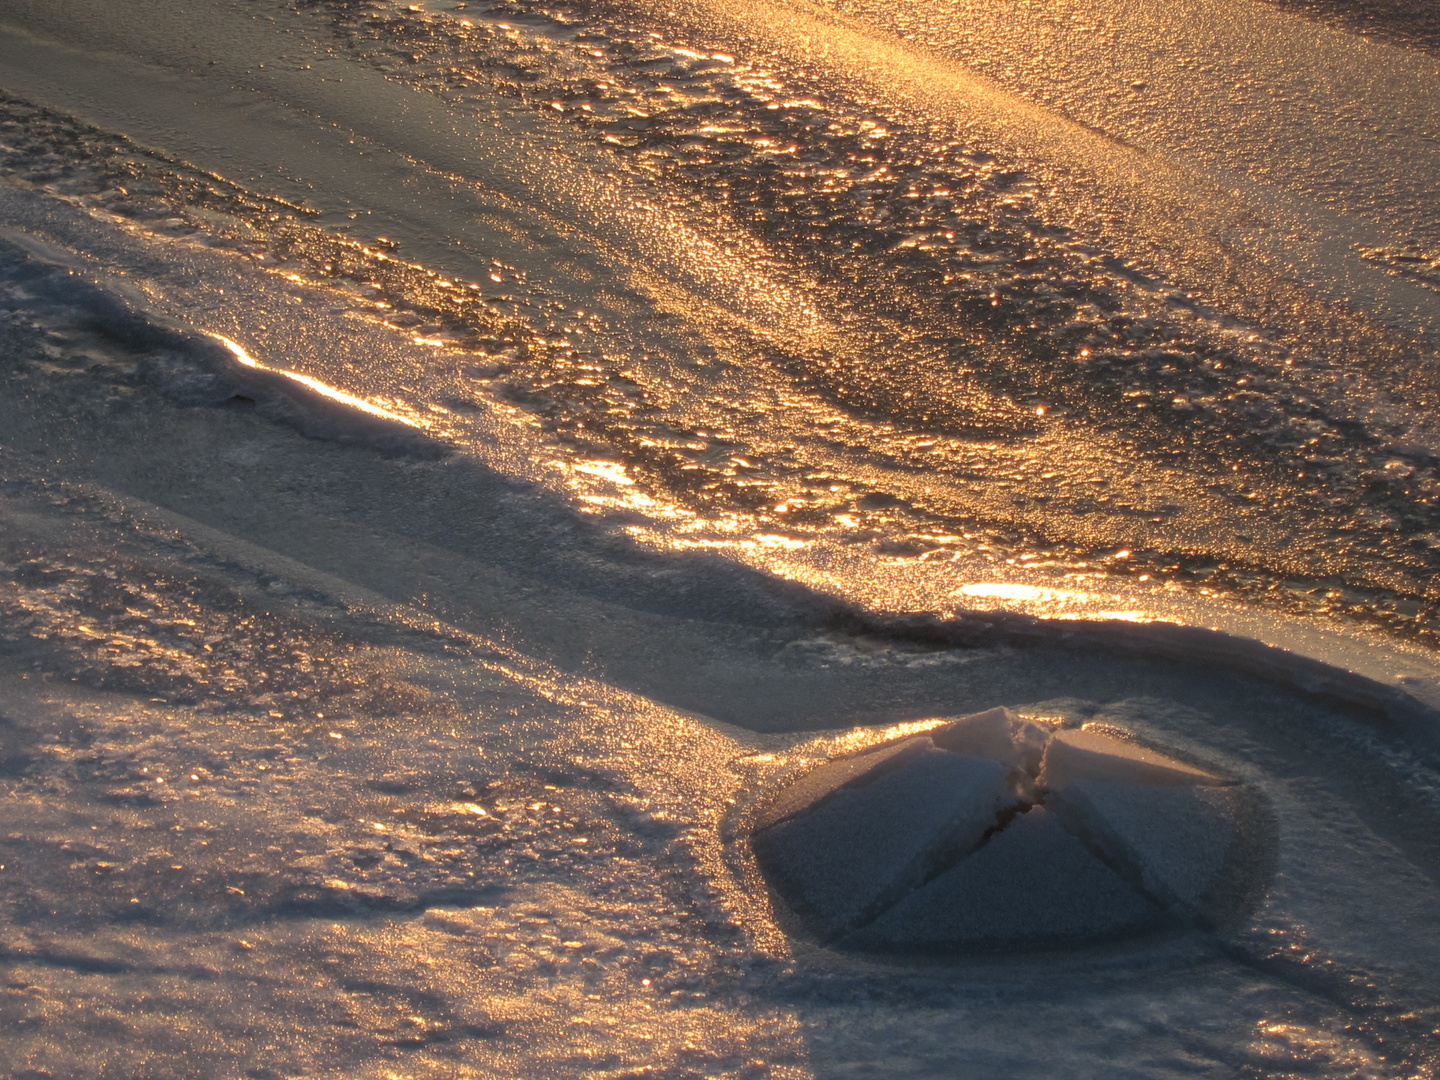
[0,0,1437,1075]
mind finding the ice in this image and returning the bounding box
[751,747,1015,939]
[1050,780,1255,925]
[3,0,1440,1069]
[758,720,1267,951]
[928,706,1052,773]
[1040,727,1222,792]
[751,734,933,831]
[842,807,1164,953]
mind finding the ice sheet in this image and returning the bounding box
[1,0,1440,1074]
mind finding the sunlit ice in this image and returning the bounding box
[0,0,1438,1076]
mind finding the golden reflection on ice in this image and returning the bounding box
[571,459,636,486]
[956,583,1150,622]
[1246,1018,1390,1076]
[557,459,696,517]
[749,534,809,550]
[208,333,424,427]
[956,582,1093,605]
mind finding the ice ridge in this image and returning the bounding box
[0,233,449,458]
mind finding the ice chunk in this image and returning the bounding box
[927,707,1052,773]
[752,749,1015,940]
[1050,780,1249,924]
[1040,728,1221,792]
[752,734,933,831]
[842,807,1163,953]
[926,707,1015,762]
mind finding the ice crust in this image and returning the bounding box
[842,808,1163,953]
[1041,727,1222,791]
[751,744,1015,939]
[753,710,1263,951]
[928,706,1051,773]
[752,734,933,831]
[1050,780,1244,922]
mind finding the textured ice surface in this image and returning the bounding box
[752,747,1014,938]
[754,715,1270,952]
[0,391,1435,1075]
[1051,780,1252,924]
[2,0,1440,1074]
[928,706,1052,773]
[3,0,1440,642]
[1041,728,1223,791]
[843,808,1164,953]
[752,734,933,830]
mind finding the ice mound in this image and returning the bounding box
[751,741,1016,939]
[752,734,934,831]
[1040,728,1222,791]
[928,706,1052,774]
[1048,781,1250,924]
[841,808,1163,952]
[750,709,1270,954]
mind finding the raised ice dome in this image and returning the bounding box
[750,708,1272,954]
[751,741,1016,939]
[841,807,1164,952]
[1040,727,1223,791]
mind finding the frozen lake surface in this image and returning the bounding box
[1,0,1439,1075]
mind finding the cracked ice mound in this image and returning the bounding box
[750,708,1273,955]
